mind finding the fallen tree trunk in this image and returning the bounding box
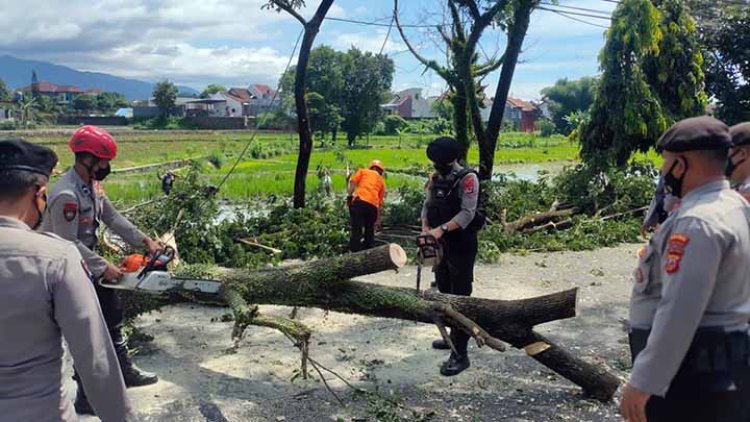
[176,244,620,400]
[503,208,577,234]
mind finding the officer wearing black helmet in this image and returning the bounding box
[421,136,483,376]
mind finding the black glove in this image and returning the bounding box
[346,195,354,207]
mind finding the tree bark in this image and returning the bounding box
[178,244,620,400]
[482,0,537,180]
[291,0,335,209]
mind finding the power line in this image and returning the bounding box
[326,16,440,28]
[378,15,395,55]
[540,2,613,16]
[543,8,610,28]
[536,5,613,21]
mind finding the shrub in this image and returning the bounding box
[539,119,556,137]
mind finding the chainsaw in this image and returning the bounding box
[415,234,442,293]
[99,246,222,295]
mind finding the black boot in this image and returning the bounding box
[73,374,94,415]
[115,340,158,387]
[440,352,470,376]
[431,338,451,350]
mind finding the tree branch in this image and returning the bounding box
[270,0,308,25]
[394,0,453,81]
[476,54,506,77]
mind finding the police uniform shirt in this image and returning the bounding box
[629,180,750,396]
[42,168,148,276]
[736,175,750,201]
[421,162,479,229]
[0,216,132,422]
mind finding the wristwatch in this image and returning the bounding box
[440,223,450,232]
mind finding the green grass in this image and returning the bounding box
[28,129,581,203]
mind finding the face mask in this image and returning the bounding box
[32,191,47,230]
[725,150,745,179]
[93,163,111,181]
[664,158,688,198]
[434,162,453,175]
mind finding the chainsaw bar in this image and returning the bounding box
[100,271,222,295]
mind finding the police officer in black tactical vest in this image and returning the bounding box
[421,136,484,376]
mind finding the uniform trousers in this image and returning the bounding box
[434,230,478,355]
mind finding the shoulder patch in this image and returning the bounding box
[63,203,78,222]
[463,175,476,194]
[665,234,690,274]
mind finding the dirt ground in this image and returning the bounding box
[75,243,641,422]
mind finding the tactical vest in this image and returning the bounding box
[425,168,485,232]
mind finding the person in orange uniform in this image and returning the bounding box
[347,160,386,252]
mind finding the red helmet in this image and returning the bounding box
[68,125,118,160]
[369,160,384,172]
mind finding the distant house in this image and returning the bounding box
[17,81,86,105]
[0,101,14,121]
[247,84,279,115]
[505,97,538,132]
[381,88,435,119]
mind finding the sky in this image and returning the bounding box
[0,0,616,100]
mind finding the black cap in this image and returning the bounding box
[656,116,731,153]
[426,136,460,163]
[0,139,58,177]
[730,123,750,147]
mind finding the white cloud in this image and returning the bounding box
[332,29,405,54]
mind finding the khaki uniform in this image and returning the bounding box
[42,168,148,276]
[0,216,132,422]
[630,181,750,397]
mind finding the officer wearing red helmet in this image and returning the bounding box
[41,125,162,415]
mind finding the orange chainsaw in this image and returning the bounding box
[99,246,222,295]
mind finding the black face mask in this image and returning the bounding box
[93,163,111,181]
[32,192,47,231]
[664,159,688,198]
[434,162,453,175]
[725,150,745,179]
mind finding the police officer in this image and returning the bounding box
[726,122,750,200]
[41,125,162,414]
[421,136,482,376]
[0,139,133,421]
[347,160,386,252]
[620,116,750,422]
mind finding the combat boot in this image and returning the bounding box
[115,340,158,387]
[73,375,94,415]
[439,352,470,376]
[431,338,451,350]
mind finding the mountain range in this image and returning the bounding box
[0,55,198,100]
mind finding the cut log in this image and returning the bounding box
[176,244,619,400]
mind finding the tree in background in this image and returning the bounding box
[280,45,345,142]
[687,1,749,124]
[153,80,178,116]
[0,78,10,101]
[72,94,98,114]
[396,0,539,180]
[31,70,40,101]
[580,0,708,168]
[263,0,336,209]
[644,0,707,121]
[541,77,597,134]
[201,84,227,98]
[97,92,128,113]
[580,0,665,167]
[339,48,394,146]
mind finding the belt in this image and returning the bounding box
[630,327,750,373]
